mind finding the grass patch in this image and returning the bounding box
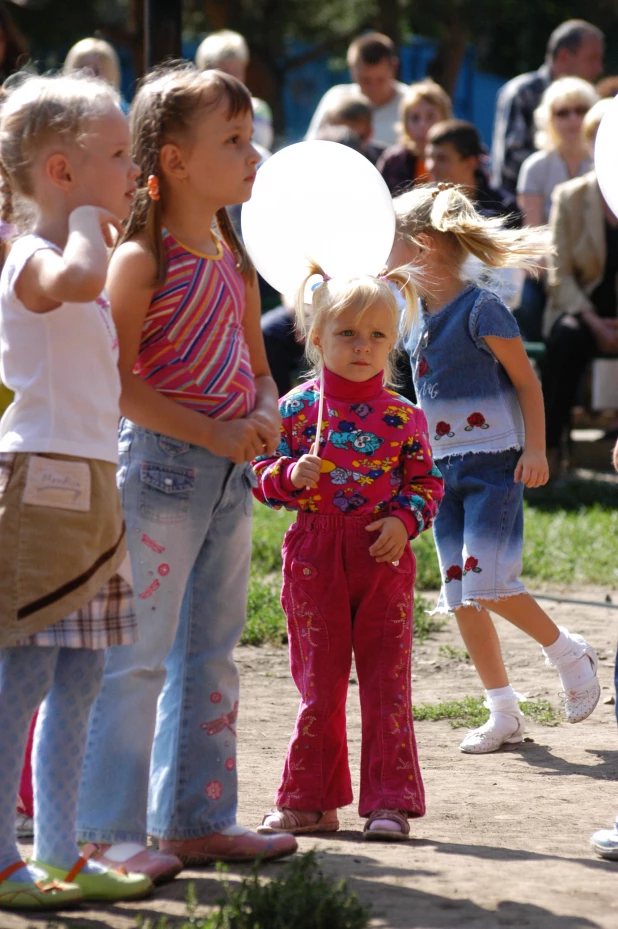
[414,593,444,643]
[241,571,287,646]
[251,503,295,573]
[413,695,559,728]
[438,645,470,661]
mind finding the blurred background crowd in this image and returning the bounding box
[2,0,618,479]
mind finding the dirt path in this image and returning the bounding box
[7,584,618,929]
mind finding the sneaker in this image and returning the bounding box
[15,812,34,839]
[591,817,618,860]
[459,711,525,754]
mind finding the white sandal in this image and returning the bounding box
[459,711,525,754]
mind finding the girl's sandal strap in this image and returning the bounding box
[364,809,410,834]
[64,855,90,884]
[0,862,27,884]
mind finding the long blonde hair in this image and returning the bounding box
[122,64,255,286]
[393,183,550,274]
[296,262,420,387]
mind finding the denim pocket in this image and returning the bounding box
[157,435,191,457]
[139,461,196,523]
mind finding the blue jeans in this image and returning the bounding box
[432,449,526,613]
[77,420,254,841]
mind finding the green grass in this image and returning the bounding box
[413,695,559,729]
[438,645,470,661]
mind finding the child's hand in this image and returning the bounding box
[290,454,322,489]
[209,418,266,464]
[248,408,281,456]
[68,205,124,247]
[366,516,409,564]
[514,449,549,487]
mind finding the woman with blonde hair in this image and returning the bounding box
[63,37,121,90]
[378,79,452,194]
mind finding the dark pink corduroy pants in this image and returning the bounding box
[276,511,425,819]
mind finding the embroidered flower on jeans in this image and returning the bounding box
[225,758,235,771]
[157,563,170,576]
[445,565,463,582]
[417,355,432,378]
[464,412,490,431]
[205,780,223,800]
[210,692,222,703]
[463,556,483,576]
[435,421,454,440]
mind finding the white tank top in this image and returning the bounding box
[0,234,121,464]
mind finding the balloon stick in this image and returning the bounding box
[305,374,325,491]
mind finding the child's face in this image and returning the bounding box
[69,106,139,220]
[405,100,442,150]
[425,141,478,187]
[171,99,260,209]
[312,300,395,383]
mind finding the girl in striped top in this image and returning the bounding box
[76,65,296,878]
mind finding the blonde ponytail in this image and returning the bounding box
[395,184,551,275]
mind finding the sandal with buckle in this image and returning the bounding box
[31,853,153,902]
[363,809,410,841]
[0,861,83,911]
[257,808,339,835]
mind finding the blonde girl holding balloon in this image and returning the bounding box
[253,265,444,840]
[76,65,298,876]
[388,183,601,755]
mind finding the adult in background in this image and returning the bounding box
[195,29,273,151]
[515,77,598,341]
[305,33,407,146]
[378,79,452,195]
[491,19,604,194]
[64,37,128,112]
[541,99,616,477]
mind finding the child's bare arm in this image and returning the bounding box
[484,334,548,488]
[242,274,281,455]
[15,206,122,311]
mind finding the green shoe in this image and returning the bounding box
[0,861,83,911]
[31,857,153,902]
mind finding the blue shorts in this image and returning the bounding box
[432,449,526,614]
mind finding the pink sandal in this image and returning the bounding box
[81,843,183,886]
[363,809,410,841]
[257,808,339,835]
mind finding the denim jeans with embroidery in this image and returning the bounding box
[77,419,254,841]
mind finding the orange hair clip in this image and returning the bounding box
[147,175,160,201]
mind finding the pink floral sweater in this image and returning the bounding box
[252,368,444,539]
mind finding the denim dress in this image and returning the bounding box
[407,285,527,613]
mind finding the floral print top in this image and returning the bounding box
[252,368,444,540]
[407,285,525,458]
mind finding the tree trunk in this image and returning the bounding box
[427,17,468,95]
[144,0,182,70]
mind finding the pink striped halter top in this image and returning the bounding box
[134,231,256,421]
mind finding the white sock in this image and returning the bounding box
[485,685,521,715]
[220,824,249,836]
[543,628,595,688]
[101,842,147,863]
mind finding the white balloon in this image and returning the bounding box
[241,140,395,297]
[595,94,618,219]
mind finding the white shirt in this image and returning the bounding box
[305,81,408,146]
[0,234,121,463]
[517,149,592,224]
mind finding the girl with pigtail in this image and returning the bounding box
[76,64,297,877]
[253,263,444,840]
[389,183,600,754]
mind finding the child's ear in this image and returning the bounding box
[45,153,73,191]
[416,232,434,251]
[160,142,187,180]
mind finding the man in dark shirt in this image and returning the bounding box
[491,19,604,193]
[425,119,522,227]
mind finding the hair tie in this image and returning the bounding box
[0,219,17,241]
[147,175,160,201]
[379,274,388,282]
[322,274,331,282]
[431,181,454,198]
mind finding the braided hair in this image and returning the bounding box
[123,64,255,287]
